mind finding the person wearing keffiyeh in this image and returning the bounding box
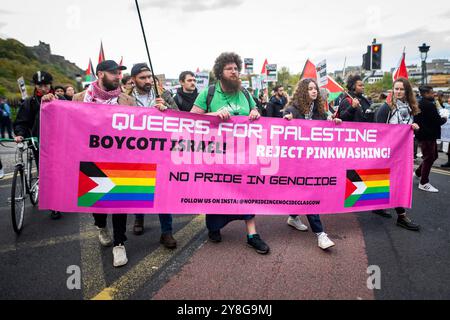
[374,77,421,231]
[41,60,172,267]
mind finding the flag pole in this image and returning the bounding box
[134,0,160,98]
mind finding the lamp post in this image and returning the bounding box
[419,43,430,85]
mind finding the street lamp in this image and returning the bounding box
[419,43,430,85]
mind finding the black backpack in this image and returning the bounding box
[205,85,252,112]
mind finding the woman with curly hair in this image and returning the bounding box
[283,78,341,250]
[373,77,420,231]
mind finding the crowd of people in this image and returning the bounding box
[3,51,449,267]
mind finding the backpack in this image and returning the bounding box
[205,84,252,113]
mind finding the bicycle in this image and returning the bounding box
[0,137,39,234]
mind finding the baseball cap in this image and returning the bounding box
[131,63,151,77]
[96,60,127,75]
[32,71,53,85]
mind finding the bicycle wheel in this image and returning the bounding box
[27,154,39,206]
[11,166,26,234]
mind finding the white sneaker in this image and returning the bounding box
[0,168,4,179]
[287,216,308,231]
[418,183,439,193]
[112,245,128,267]
[97,227,113,247]
[317,233,335,250]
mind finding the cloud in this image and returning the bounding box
[134,0,244,12]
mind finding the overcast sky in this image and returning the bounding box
[1,0,449,79]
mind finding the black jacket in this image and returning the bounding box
[266,95,287,118]
[283,104,327,120]
[173,87,198,112]
[375,103,391,124]
[414,97,447,141]
[338,93,372,122]
[14,95,41,138]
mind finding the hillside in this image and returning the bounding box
[0,38,83,99]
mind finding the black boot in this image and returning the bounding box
[50,211,62,220]
[397,215,420,231]
[372,209,392,218]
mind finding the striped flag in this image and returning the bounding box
[345,169,390,208]
[300,59,318,80]
[85,58,96,82]
[98,41,105,64]
[78,162,156,208]
[261,59,268,75]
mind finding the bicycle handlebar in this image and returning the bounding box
[0,137,39,143]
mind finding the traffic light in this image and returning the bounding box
[371,43,382,70]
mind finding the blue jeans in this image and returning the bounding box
[135,214,173,234]
[290,215,323,233]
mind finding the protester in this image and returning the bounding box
[129,62,178,249]
[14,71,62,220]
[283,78,339,250]
[266,85,287,118]
[338,75,373,122]
[414,85,448,192]
[257,91,268,116]
[173,71,198,112]
[435,90,445,109]
[442,97,450,168]
[121,74,133,93]
[190,52,270,254]
[41,60,161,267]
[0,96,13,139]
[64,85,75,101]
[54,85,66,99]
[373,78,421,231]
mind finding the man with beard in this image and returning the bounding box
[42,60,169,267]
[129,63,178,250]
[266,85,288,118]
[129,63,177,109]
[190,52,270,255]
[14,71,62,220]
[173,71,198,112]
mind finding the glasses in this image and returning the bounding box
[186,79,197,82]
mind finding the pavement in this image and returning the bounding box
[0,146,449,300]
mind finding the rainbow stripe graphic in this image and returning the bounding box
[345,169,390,208]
[78,162,156,208]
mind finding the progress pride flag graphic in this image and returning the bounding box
[39,100,413,215]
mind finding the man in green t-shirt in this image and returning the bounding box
[191,52,269,255]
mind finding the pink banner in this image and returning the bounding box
[39,100,413,215]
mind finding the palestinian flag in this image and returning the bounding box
[393,52,408,82]
[345,169,390,208]
[324,76,344,102]
[261,59,268,75]
[78,162,156,208]
[85,58,96,82]
[98,41,105,64]
[300,59,317,80]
